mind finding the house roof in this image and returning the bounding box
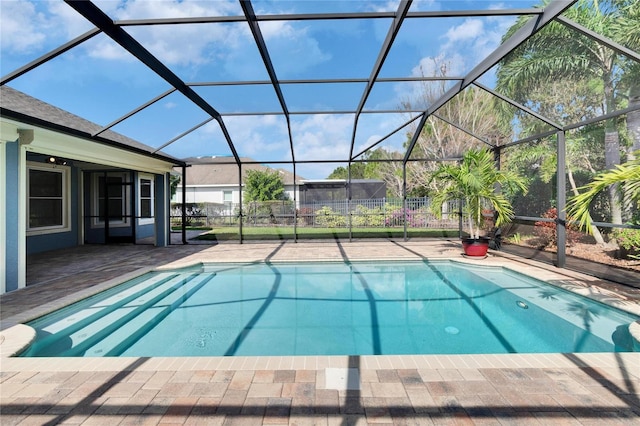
[180,157,302,186]
[0,86,184,166]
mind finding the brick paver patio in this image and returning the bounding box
[1,239,639,425]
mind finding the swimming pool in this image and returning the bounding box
[20,260,639,357]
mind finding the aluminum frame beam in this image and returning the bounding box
[114,8,541,27]
[473,82,562,130]
[349,0,412,160]
[188,77,464,86]
[64,0,241,165]
[240,0,295,164]
[93,89,176,137]
[153,117,216,154]
[556,16,640,64]
[353,114,424,160]
[430,112,492,147]
[1,28,101,86]
[403,0,576,164]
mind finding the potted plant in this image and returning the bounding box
[429,148,528,257]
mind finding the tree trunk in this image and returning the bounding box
[624,83,640,221]
[628,84,640,157]
[603,69,622,224]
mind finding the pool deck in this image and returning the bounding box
[1,238,640,425]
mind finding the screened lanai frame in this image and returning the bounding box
[2,0,639,271]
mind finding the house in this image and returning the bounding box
[0,86,184,294]
[172,157,302,206]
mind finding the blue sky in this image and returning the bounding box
[0,0,532,179]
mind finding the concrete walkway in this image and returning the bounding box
[1,239,639,425]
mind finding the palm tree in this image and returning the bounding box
[566,155,640,234]
[429,148,528,239]
[497,0,640,225]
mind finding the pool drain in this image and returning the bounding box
[445,326,459,335]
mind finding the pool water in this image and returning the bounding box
[20,261,639,357]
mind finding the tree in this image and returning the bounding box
[170,174,180,198]
[499,78,608,244]
[243,169,287,202]
[497,0,640,225]
[429,148,528,239]
[327,163,366,180]
[402,63,501,196]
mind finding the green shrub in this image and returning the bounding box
[315,206,346,228]
[611,227,640,251]
[351,205,385,227]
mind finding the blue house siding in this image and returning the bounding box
[5,141,19,292]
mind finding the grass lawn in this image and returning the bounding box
[194,227,460,241]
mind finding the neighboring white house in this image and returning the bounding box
[172,157,302,206]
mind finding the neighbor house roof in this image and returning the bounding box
[0,86,184,166]
[180,157,302,186]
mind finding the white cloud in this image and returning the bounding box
[293,114,354,161]
[443,19,485,45]
[259,21,331,77]
[0,0,49,53]
[226,115,290,158]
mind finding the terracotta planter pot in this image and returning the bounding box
[461,237,490,257]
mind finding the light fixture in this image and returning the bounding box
[48,156,68,166]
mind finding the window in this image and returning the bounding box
[27,162,70,234]
[92,172,130,226]
[138,174,154,225]
[223,190,233,203]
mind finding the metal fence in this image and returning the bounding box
[171,198,460,229]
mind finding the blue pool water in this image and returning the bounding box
[20,261,639,357]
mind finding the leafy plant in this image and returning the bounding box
[429,148,528,239]
[384,208,426,228]
[534,207,581,247]
[314,206,346,228]
[508,233,522,244]
[611,227,640,251]
[567,155,640,234]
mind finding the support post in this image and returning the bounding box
[293,163,297,243]
[181,165,187,245]
[403,163,407,241]
[348,163,352,242]
[556,130,567,268]
[238,163,243,244]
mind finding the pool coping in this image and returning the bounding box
[2,248,639,359]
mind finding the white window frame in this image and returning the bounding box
[92,172,130,228]
[26,161,71,235]
[138,173,155,225]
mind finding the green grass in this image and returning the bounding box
[194,226,459,241]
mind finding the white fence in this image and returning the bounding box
[171,198,460,229]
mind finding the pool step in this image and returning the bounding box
[38,272,180,336]
[61,273,215,357]
[83,273,216,356]
[30,273,196,356]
